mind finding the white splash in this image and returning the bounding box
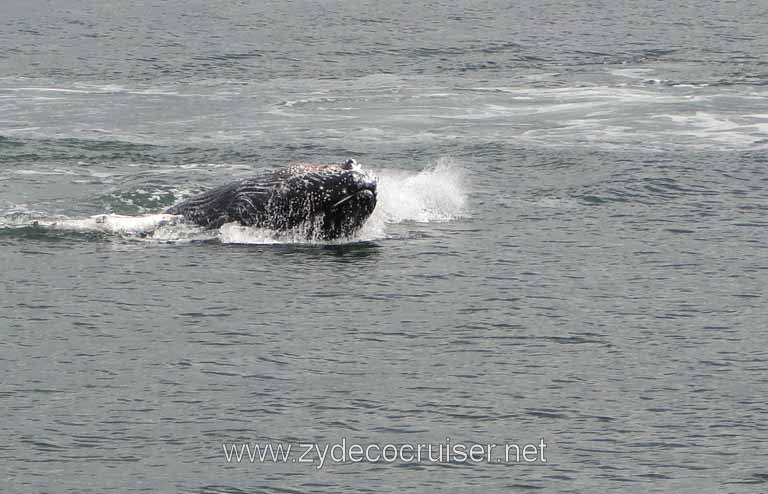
[374,157,468,223]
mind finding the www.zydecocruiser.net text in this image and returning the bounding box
[223,438,547,469]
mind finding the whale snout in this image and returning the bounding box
[356,189,376,212]
[355,176,377,210]
[364,178,377,194]
[357,189,375,200]
[339,170,377,207]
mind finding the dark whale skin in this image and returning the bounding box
[166,160,378,239]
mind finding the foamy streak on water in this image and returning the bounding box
[42,214,180,234]
[218,212,344,245]
[218,222,348,245]
[0,159,468,244]
[44,214,175,235]
[0,212,208,242]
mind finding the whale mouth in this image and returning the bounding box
[331,194,354,208]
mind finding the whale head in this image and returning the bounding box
[279,159,378,238]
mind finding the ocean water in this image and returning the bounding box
[2,1,768,492]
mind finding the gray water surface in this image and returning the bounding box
[2,1,768,492]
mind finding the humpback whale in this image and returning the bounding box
[166,159,377,239]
